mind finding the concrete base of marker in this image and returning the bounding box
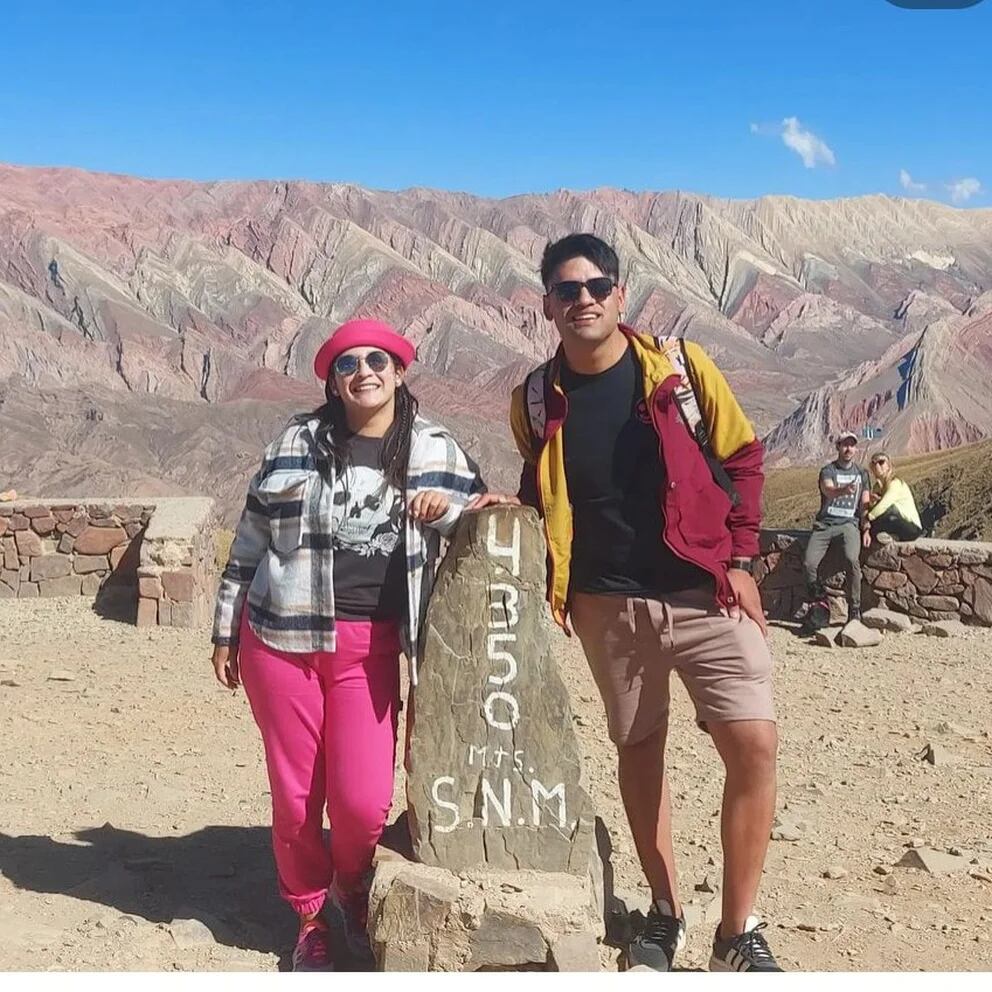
[367,846,605,972]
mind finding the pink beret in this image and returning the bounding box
[313,319,416,381]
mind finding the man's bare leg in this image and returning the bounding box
[617,718,680,914]
[707,719,778,937]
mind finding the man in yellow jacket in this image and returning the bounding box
[506,234,781,973]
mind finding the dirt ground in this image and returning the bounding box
[1,597,991,972]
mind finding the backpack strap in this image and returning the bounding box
[656,336,741,508]
[524,360,550,443]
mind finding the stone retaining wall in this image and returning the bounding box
[0,497,215,628]
[758,530,992,626]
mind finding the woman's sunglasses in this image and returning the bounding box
[333,349,392,376]
[547,277,616,304]
[872,458,888,466]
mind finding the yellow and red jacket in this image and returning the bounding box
[509,327,764,626]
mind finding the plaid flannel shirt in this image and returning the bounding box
[213,414,486,684]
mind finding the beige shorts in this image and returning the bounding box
[569,585,775,746]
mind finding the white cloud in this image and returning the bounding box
[945,177,983,205]
[899,169,927,193]
[780,117,836,169]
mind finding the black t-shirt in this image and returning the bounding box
[560,346,711,596]
[331,435,407,621]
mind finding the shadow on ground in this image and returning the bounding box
[0,818,411,971]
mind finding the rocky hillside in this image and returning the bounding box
[763,292,992,465]
[2,164,991,519]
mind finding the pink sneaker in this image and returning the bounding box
[292,919,333,972]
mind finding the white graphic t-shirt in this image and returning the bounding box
[331,435,406,620]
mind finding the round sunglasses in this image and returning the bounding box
[547,277,616,304]
[333,349,392,376]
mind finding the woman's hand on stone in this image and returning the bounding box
[212,644,240,690]
[409,490,450,523]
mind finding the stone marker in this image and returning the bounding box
[838,619,882,648]
[371,507,604,972]
[406,507,596,876]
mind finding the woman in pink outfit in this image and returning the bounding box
[211,320,490,971]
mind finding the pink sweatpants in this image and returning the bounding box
[238,614,401,916]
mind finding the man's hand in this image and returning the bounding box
[465,493,521,512]
[212,644,240,690]
[862,529,872,549]
[727,568,768,638]
[409,490,451,523]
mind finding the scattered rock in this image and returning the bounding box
[935,721,970,736]
[823,866,848,880]
[167,917,216,948]
[771,817,805,842]
[838,620,883,648]
[548,933,600,972]
[813,627,841,648]
[861,608,915,633]
[920,743,954,766]
[47,670,76,682]
[921,620,973,638]
[682,896,721,931]
[694,875,717,893]
[896,848,971,875]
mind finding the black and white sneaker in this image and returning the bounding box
[709,916,782,972]
[626,899,686,972]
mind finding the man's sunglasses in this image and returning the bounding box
[547,277,616,304]
[333,350,392,376]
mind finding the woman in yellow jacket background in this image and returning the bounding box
[867,452,924,544]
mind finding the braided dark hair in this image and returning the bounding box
[295,354,418,490]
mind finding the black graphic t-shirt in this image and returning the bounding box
[560,346,711,596]
[331,435,406,620]
[816,460,870,526]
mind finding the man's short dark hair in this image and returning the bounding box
[540,233,620,290]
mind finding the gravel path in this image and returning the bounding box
[1,598,990,971]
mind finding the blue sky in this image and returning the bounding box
[0,1,989,203]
